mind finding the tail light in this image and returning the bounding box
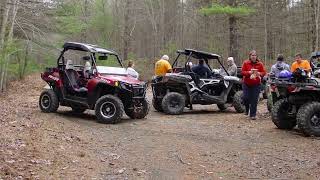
[270,85,277,92]
[287,85,296,93]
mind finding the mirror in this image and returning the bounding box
[99,55,108,60]
[82,56,91,61]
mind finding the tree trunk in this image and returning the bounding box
[266,1,273,61]
[123,0,132,61]
[264,0,268,61]
[228,0,239,63]
[0,0,10,49]
[2,0,19,91]
[316,0,320,50]
[0,0,10,92]
[311,0,317,51]
[229,16,239,63]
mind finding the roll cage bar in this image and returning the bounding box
[57,42,124,69]
[172,49,229,76]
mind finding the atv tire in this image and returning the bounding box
[233,91,245,113]
[125,99,150,119]
[39,89,59,113]
[262,91,268,100]
[217,104,228,111]
[297,102,320,137]
[71,104,87,114]
[162,92,185,115]
[271,99,296,129]
[152,98,163,112]
[267,94,273,113]
[95,95,124,124]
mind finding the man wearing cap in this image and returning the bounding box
[154,55,172,76]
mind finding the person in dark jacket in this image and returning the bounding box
[192,59,212,78]
[241,50,266,120]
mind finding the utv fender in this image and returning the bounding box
[165,81,191,105]
[88,82,116,109]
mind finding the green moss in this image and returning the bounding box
[199,4,255,16]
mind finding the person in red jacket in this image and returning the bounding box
[241,50,266,120]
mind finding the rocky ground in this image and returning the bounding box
[1,74,320,179]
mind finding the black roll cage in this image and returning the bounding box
[57,42,124,72]
[172,49,229,76]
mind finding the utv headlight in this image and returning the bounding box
[120,82,131,90]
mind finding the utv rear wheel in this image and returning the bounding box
[152,98,163,112]
[271,99,296,129]
[233,91,245,113]
[297,102,320,137]
[162,92,185,115]
[39,89,59,113]
[125,99,150,119]
[95,95,124,124]
[217,104,227,111]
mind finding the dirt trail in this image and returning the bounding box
[1,74,320,179]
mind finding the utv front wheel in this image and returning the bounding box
[125,99,150,119]
[162,92,185,115]
[152,98,163,112]
[39,89,59,113]
[95,95,124,124]
[297,102,320,137]
[233,91,245,113]
[271,99,296,129]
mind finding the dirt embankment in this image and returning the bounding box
[1,74,320,179]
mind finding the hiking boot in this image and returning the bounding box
[250,116,256,120]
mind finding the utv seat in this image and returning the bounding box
[183,71,202,88]
[64,60,88,95]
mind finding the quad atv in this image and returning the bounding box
[270,67,320,136]
[267,51,320,113]
[151,49,245,115]
[310,51,320,77]
[39,42,149,124]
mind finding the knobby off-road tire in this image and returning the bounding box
[297,102,320,137]
[39,89,59,113]
[125,99,150,119]
[162,92,185,115]
[152,98,163,112]
[95,95,124,124]
[262,90,268,100]
[233,91,245,113]
[271,99,296,130]
[217,104,228,111]
[267,94,273,113]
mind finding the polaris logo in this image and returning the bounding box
[48,75,59,81]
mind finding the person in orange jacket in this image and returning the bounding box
[241,50,267,120]
[291,53,311,73]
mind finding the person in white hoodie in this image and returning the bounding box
[126,60,139,79]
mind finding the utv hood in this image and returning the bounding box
[98,74,143,85]
[96,66,143,85]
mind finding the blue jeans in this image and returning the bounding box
[242,84,261,117]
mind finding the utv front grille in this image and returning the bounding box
[132,85,146,97]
